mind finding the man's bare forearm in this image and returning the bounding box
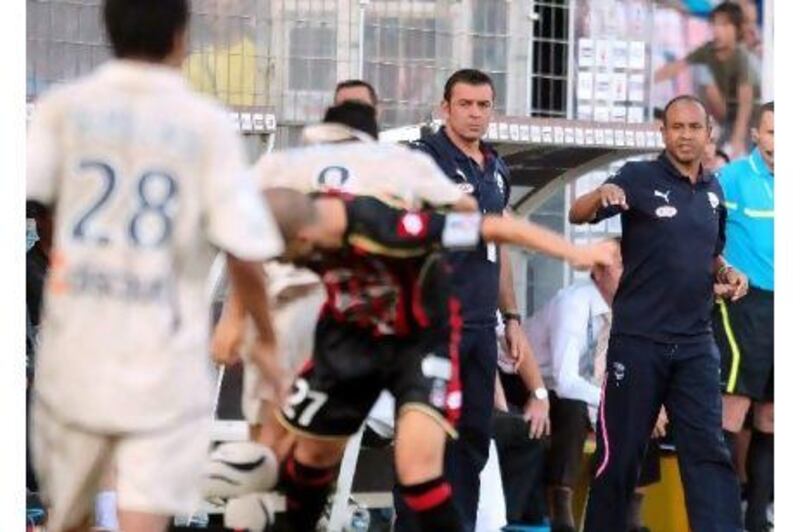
[498,245,518,314]
[703,83,727,121]
[517,347,546,391]
[481,216,579,264]
[654,60,686,83]
[569,189,602,224]
[220,280,246,322]
[731,84,754,146]
[226,255,275,344]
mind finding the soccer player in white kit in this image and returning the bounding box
[26,1,285,531]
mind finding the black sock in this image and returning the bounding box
[278,455,337,532]
[627,491,645,530]
[723,429,738,465]
[400,477,461,532]
[745,430,774,531]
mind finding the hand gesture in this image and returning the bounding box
[598,184,628,210]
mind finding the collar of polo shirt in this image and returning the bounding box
[436,126,498,165]
[657,151,711,183]
[748,148,773,177]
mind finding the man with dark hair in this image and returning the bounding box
[323,100,379,139]
[334,79,379,107]
[712,100,774,532]
[103,0,190,60]
[442,69,495,103]
[570,95,748,531]
[656,1,757,158]
[402,68,548,531]
[27,1,284,531]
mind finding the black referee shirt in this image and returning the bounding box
[593,152,727,344]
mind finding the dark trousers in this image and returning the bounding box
[394,326,497,532]
[492,409,547,525]
[548,393,661,489]
[584,334,742,532]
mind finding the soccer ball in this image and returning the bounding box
[202,441,279,499]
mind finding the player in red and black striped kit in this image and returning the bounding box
[220,188,616,531]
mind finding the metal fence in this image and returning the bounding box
[27,0,534,130]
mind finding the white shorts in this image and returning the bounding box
[32,401,212,531]
[241,285,326,425]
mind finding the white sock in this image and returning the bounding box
[95,490,119,530]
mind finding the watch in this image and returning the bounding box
[502,312,521,324]
[532,387,548,401]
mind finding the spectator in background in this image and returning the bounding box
[494,316,553,528]
[334,79,378,107]
[736,0,763,59]
[712,101,774,532]
[656,2,758,158]
[521,241,664,532]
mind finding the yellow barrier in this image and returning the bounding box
[572,440,690,532]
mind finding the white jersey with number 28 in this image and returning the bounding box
[27,60,283,432]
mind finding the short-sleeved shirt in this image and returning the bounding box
[593,153,727,343]
[717,148,774,291]
[410,127,511,328]
[27,60,282,432]
[253,131,464,210]
[687,43,758,117]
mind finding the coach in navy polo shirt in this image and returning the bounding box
[571,95,748,532]
[394,69,548,531]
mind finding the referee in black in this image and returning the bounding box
[570,95,748,531]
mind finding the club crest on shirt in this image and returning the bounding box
[495,170,506,195]
[707,191,720,210]
[457,182,475,194]
[655,205,678,218]
[612,361,626,385]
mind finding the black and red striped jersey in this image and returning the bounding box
[301,195,482,337]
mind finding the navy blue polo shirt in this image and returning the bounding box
[594,152,727,343]
[411,126,510,328]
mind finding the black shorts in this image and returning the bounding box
[277,315,461,440]
[712,286,774,401]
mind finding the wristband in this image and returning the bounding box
[502,312,521,324]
